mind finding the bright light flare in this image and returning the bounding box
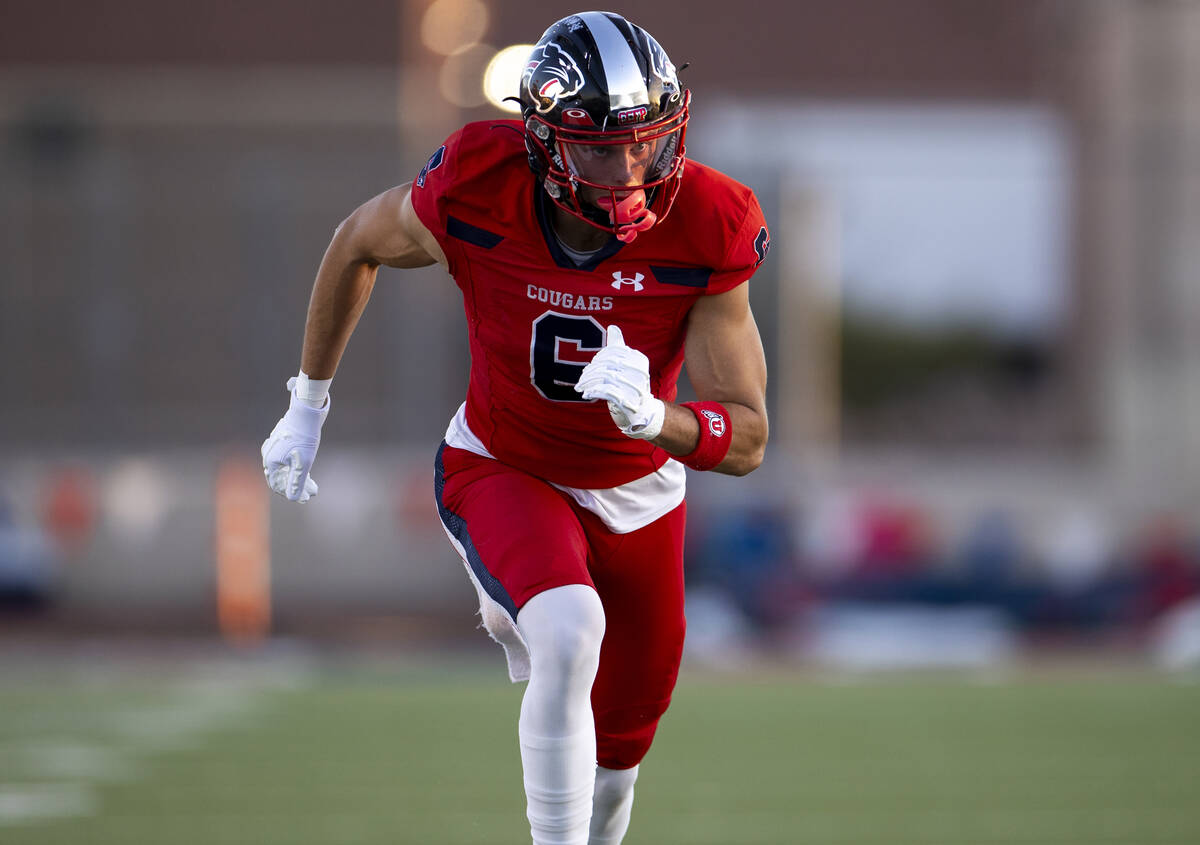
[483,44,535,113]
[421,0,489,56]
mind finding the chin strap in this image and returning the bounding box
[596,190,657,243]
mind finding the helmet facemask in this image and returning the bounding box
[525,92,689,243]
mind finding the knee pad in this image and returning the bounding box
[519,585,606,681]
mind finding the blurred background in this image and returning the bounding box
[2,1,1200,840]
[4,0,1198,665]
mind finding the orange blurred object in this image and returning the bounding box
[41,466,98,555]
[215,456,271,645]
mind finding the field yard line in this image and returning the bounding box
[0,783,96,825]
[102,658,316,752]
[0,657,316,829]
[1,739,141,781]
[106,692,259,750]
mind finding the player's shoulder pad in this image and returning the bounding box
[412,120,525,199]
[409,120,527,240]
[664,159,770,293]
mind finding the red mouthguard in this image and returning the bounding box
[596,191,657,243]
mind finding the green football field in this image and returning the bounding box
[1,653,1198,844]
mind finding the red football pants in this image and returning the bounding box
[435,443,687,769]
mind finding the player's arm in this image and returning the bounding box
[262,183,445,502]
[575,282,768,477]
[300,182,446,379]
[657,283,768,475]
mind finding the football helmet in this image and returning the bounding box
[520,11,690,242]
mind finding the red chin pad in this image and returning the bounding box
[596,190,658,243]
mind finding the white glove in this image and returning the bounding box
[261,377,329,503]
[575,325,665,440]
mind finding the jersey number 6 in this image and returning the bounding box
[530,312,605,402]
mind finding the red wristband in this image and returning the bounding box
[678,402,732,471]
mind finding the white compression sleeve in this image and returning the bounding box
[589,765,639,844]
[517,585,606,845]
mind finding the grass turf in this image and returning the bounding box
[1,659,1198,844]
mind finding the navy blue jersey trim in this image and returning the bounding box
[649,265,713,288]
[534,188,624,271]
[753,226,770,267]
[416,145,445,188]
[434,442,519,619]
[447,216,504,249]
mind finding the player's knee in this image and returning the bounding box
[519,585,606,680]
[541,617,604,680]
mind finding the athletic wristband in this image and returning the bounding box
[678,401,732,471]
[295,370,332,409]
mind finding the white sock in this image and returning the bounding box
[589,765,639,844]
[517,585,607,845]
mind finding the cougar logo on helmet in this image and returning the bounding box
[647,41,679,93]
[526,43,585,113]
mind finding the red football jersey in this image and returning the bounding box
[410,120,769,489]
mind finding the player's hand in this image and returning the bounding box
[261,377,330,503]
[575,325,665,440]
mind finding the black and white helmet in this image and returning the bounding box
[520,11,690,238]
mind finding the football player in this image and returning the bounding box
[262,11,769,844]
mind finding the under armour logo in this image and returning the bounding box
[612,272,645,292]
